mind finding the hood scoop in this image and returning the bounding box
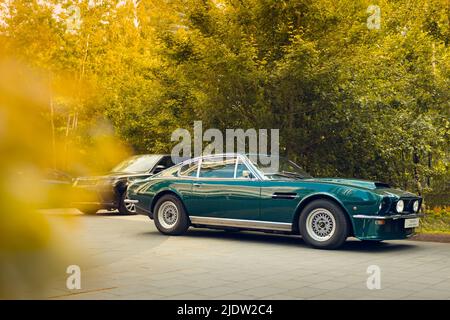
[374,182,390,189]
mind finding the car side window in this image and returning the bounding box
[199,157,236,179]
[159,165,180,177]
[235,158,251,179]
[179,160,199,177]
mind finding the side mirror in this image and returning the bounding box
[242,170,253,179]
[153,165,166,174]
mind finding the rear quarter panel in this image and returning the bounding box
[129,178,193,215]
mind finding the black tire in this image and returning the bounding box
[299,199,349,249]
[153,194,189,235]
[77,206,99,215]
[118,192,136,215]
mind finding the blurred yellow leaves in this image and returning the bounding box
[0,58,61,298]
[0,56,130,298]
[0,59,53,247]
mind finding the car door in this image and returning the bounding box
[259,181,305,224]
[188,156,261,220]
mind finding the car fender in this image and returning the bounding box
[293,192,356,234]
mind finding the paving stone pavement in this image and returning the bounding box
[45,210,450,300]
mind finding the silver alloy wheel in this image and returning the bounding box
[158,201,179,229]
[305,208,336,242]
[124,194,136,213]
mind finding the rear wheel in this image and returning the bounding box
[154,194,189,235]
[299,199,349,249]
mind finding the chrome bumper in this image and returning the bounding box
[124,199,139,204]
[353,213,424,220]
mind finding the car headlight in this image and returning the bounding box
[396,200,404,213]
[413,200,419,212]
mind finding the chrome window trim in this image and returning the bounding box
[237,154,264,181]
[233,157,239,179]
[196,158,202,178]
[189,216,292,232]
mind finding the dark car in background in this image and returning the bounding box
[73,154,176,215]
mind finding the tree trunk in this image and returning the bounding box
[49,76,56,170]
[412,149,422,196]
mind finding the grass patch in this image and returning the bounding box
[417,206,450,235]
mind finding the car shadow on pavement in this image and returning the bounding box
[95,210,134,217]
[339,240,418,253]
[185,228,303,247]
[179,228,419,253]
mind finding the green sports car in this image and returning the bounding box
[126,153,422,249]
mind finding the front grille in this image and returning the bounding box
[404,199,413,213]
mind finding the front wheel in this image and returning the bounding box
[118,192,137,215]
[154,194,189,235]
[77,205,99,215]
[299,199,349,249]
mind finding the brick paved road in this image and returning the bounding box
[45,210,450,300]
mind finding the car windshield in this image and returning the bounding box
[249,156,312,179]
[112,155,161,173]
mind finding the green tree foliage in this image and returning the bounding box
[1,0,449,201]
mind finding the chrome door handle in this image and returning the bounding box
[193,183,202,187]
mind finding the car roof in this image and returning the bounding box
[176,153,249,166]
